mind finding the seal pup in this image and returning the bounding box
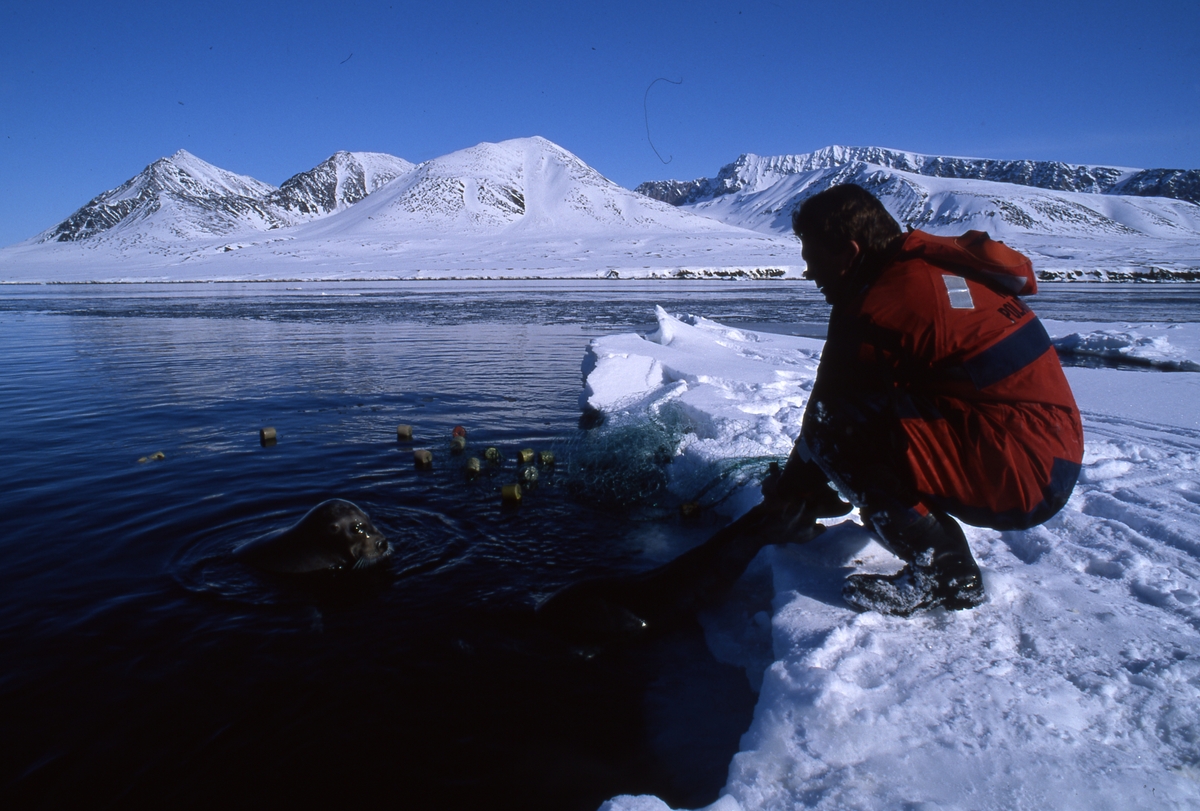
[537,503,824,643]
[234,499,391,574]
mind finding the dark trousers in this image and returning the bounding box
[796,390,928,538]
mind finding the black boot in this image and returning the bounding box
[842,512,984,616]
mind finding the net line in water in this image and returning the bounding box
[558,403,786,515]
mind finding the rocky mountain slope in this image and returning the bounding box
[41,150,289,243]
[270,151,415,218]
[38,149,414,247]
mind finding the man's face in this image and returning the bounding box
[800,236,859,303]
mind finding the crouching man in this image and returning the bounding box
[764,184,1084,616]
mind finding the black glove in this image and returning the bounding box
[764,457,852,519]
[758,460,850,545]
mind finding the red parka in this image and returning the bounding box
[812,229,1084,530]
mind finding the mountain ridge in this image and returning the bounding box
[633,147,1200,245]
[6,139,1199,283]
[271,151,415,218]
[42,149,288,243]
[4,137,797,282]
[296,136,741,239]
[39,149,416,245]
[636,146,1200,207]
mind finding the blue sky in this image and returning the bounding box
[2,0,1197,247]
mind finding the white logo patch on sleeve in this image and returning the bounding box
[942,274,975,309]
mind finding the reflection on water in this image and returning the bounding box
[7,278,1195,331]
[0,279,836,328]
[1030,283,1200,324]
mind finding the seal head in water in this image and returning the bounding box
[234,499,391,574]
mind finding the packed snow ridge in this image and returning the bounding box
[584,307,1200,811]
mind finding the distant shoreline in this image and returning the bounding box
[4,274,1200,286]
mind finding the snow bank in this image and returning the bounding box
[580,306,823,516]
[588,309,1200,810]
[1046,319,1200,372]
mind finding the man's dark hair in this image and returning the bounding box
[792,184,902,256]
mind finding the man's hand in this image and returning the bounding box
[756,460,852,545]
[760,460,786,501]
[759,494,826,545]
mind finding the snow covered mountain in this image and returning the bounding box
[641,153,1200,239]
[38,138,723,251]
[635,147,1200,281]
[270,151,415,218]
[40,150,290,244]
[37,149,414,248]
[10,140,1200,282]
[244,136,793,281]
[637,146,1200,207]
[3,137,796,281]
[299,136,744,238]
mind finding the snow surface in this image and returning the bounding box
[587,308,1200,810]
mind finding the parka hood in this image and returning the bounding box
[897,230,1037,296]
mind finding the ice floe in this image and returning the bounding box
[589,307,1200,810]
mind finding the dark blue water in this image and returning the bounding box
[0,281,825,811]
[1,280,1196,810]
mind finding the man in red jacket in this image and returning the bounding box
[764,184,1084,615]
